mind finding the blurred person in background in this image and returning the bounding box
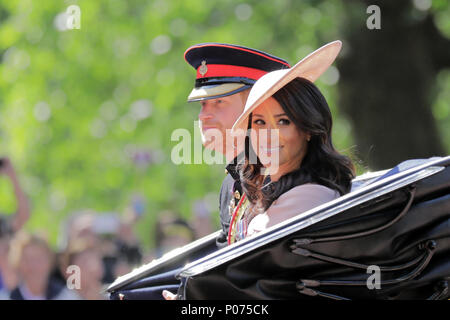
[61,240,106,300]
[191,199,214,239]
[146,211,195,262]
[66,211,101,249]
[63,211,115,284]
[7,232,78,300]
[0,157,30,298]
[112,219,143,278]
[93,213,143,284]
[113,196,144,273]
[0,235,18,299]
[50,211,102,286]
[0,158,30,234]
[61,210,142,284]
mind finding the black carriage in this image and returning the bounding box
[107,156,450,300]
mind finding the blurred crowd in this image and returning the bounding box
[0,157,214,300]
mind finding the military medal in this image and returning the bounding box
[227,193,250,244]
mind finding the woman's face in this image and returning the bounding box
[72,249,104,287]
[250,97,310,179]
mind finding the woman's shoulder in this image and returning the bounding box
[265,183,340,227]
[279,183,340,201]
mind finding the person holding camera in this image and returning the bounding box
[0,157,30,234]
[0,157,31,297]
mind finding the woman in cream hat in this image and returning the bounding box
[162,41,356,300]
[228,41,355,243]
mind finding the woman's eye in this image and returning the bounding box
[278,118,291,125]
[253,119,265,125]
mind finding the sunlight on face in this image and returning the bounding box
[250,97,310,180]
[198,93,246,153]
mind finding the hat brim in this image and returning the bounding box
[231,41,342,131]
[187,83,251,102]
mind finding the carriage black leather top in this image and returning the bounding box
[108,156,450,300]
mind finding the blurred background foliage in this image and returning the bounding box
[0,0,448,249]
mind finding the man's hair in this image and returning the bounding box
[8,231,54,268]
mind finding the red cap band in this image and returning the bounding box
[196,64,268,80]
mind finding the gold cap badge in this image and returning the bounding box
[199,60,208,77]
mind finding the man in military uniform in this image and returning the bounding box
[183,43,290,248]
[111,45,290,300]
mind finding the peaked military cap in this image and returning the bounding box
[184,43,290,102]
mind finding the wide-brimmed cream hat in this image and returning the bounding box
[231,40,342,131]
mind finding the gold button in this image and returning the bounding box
[234,191,241,200]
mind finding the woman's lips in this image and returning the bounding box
[259,146,282,151]
[259,146,282,156]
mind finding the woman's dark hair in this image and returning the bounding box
[240,77,355,211]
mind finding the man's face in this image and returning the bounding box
[19,244,52,281]
[197,92,246,153]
